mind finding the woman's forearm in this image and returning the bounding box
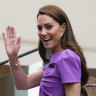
[9,59,43,90]
[10,66,28,90]
[9,58,29,90]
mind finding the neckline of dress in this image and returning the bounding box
[51,49,70,57]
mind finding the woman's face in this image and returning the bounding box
[37,15,65,53]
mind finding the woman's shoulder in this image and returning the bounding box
[59,49,80,61]
[57,49,81,70]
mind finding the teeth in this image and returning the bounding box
[44,37,51,40]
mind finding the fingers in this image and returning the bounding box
[6,26,11,39]
[11,27,17,38]
[6,26,17,39]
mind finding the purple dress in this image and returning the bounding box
[39,49,81,96]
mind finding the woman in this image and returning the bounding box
[2,5,89,96]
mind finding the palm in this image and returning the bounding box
[2,26,21,58]
[5,37,20,56]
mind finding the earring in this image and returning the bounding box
[61,32,63,37]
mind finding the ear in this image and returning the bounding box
[61,23,66,33]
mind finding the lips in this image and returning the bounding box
[43,37,52,42]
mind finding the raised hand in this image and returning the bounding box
[2,26,21,59]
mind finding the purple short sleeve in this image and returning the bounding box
[57,51,81,84]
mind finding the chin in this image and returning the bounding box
[44,46,53,50]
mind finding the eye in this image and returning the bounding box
[37,26,42,31]
[45,25,53,30]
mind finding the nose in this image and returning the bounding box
[41,28,47,36]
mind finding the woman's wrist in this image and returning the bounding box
[9,60,20,70]
[9,62,20,71]
[8,56,21,70]
[9,56,19,65]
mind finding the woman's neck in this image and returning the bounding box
[51,47,64,54]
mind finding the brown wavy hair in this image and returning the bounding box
[37,4,89,92]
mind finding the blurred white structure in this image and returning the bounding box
[28,61,43,96]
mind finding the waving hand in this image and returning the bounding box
[2,26,21,59]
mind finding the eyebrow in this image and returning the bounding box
[37,22,53,27]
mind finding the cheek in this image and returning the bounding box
[38,32,43,42]
[49,29,61,39]
[49,28,60,35]
[38,32,41,38]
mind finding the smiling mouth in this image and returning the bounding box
[43,37,52,42]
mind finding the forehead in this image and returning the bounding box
[37,15,56,25]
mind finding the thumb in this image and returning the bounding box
[17,36,21,45]
[2,32,6,41]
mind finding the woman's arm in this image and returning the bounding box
[2,26,43,90]
[64,83,81,96]
[11,66,44,90]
